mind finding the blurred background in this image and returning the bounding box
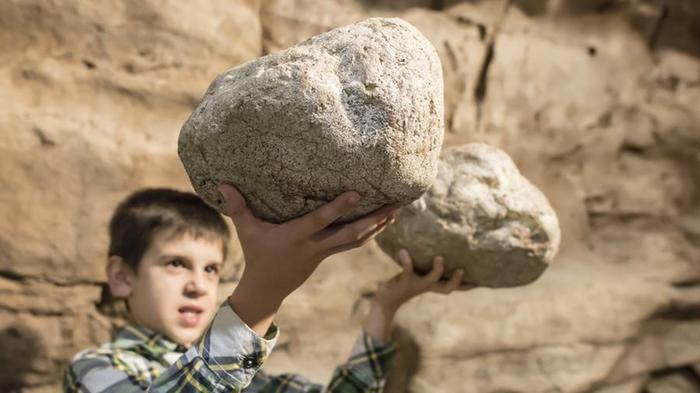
[0,0,699,392]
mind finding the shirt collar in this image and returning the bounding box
[113,324,188,356]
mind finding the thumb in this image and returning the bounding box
[217,184,257,233]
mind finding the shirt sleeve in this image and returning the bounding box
[243,330,396,393]
[63,303,279,393]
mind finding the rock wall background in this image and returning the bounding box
[1,0,698,392]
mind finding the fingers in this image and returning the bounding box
[420,256,445,285]
[291,192,361,235]
[218,184,258,236]
[397,249,414,276]
[431,269,465,294]
[318,214,393,258]
[315,204,398,250]
[355,212,394,240]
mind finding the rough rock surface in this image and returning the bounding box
[2,1,700,392]
[258,2,700,393]
[178,17,444,223]
[376,143,560,287]
[0,1,257,389]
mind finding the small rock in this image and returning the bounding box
[179,17,444,223]
[376,143,560,287]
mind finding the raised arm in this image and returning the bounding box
[219,184,398,337]
[242,250,470,393]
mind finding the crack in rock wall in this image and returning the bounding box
[1,0,699,391]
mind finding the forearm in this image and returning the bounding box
[228,276,283,337]
[363,298,398,344]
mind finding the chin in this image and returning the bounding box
[169,309,213,346]
[170,329,200,347]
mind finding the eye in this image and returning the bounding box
[167,258,186,268]
[205,264,220,275]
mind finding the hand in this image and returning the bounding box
[219,184,398,336]
[364,249,473,343]
[374,249,469,312]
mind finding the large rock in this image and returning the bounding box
[1,1,700,392]
[179,17,444,223]
[377,143,560,287]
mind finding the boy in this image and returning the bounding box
[64,185,465,392]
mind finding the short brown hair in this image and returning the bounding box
[108,188,230,269]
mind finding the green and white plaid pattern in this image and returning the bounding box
[64,303,395,392]
[243,331,396,393]
[64,303,278,392]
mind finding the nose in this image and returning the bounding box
[184,270,208,298]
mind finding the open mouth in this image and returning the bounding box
[178,305,204,327]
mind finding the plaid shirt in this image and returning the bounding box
[242,331,396,393]
[64,303,396,392]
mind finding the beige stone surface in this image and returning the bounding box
[590,377,647,393]
[1,0,699,392]
[179,17,444,223]
[0,0,255,286]
[0,0,256,389]
[376,143,560,287]
[391,222,700,393]
[257,1,700,392]
[260,0,440,54]
[0,309,113,390]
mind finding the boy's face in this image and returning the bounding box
[126,232,223,347]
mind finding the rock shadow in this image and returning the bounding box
[384,325,422,393]
[0,323,44,392]
[630,0,700,58]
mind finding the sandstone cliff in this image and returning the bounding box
[1,1,698,392]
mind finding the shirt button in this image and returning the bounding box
[242,356,259,369]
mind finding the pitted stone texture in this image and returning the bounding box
[179,17,444,223]
[376,143,561,287]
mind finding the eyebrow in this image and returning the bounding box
[158,255,223,265]
[158,254,188,262]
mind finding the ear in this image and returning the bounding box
[107,256,135,298]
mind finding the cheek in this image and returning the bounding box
[205,281,220,309]
[138,274,187,309]
[128,280,171,328]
